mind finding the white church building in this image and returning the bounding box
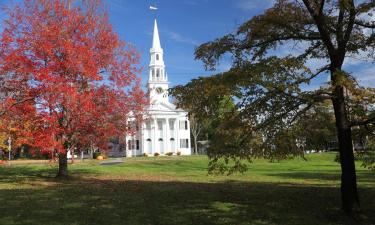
[124,19,191,157]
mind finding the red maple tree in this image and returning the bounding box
[0,0,146,176]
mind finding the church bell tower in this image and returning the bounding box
[148,19,169,103]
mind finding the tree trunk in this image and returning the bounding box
[194,135,198,155]
[57,151,68,177]
[332,85,360,213]
[71,148,74,164]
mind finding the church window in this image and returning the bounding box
[158,121,163,130]
[170,138,175,141]
[127,140,134,150]
[158,138,163,141]
[146,138,151,142]
[152,69,155,79]
[127,140,139,150]
[169,120,175,130]
[156,69,160,78]
[180,139,189,148]
[156,54,159,60]
[179,120,188,130]
[146,121,151,130]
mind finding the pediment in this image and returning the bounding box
[148,100,185,113]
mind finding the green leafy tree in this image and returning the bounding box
[294,102,337,151]
[171,80,236,153]
[361,137,375,170]
[181,0,375,213]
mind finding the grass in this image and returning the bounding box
[0,153,374,225]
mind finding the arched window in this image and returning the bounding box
[170,138,175,141]
[152,69,155,79]
[156,69,160,78]
[156,54,159,60]
[158,138,163,141]
[146,138,151,142]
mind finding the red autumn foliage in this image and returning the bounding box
[0,0,146,172]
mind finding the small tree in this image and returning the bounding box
[189,114,202,154]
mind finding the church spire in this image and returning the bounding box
[148,19,169,102]
[152,19,162,51]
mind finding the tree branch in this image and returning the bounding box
[342,1,356,49]
[351,115,375,127]
[354,20,375,29]
[302,0,337,55]
[0,97,35,117]
[319,0,325,15]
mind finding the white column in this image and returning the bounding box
[172,118,177,153]
[165,118,170,154]
[153,117,157,155]
[141,122,145,155]
[176,118,180,154]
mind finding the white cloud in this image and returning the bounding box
[352,66,375,87]
[165,31,198,45]
[343,50,374,67]
[235,0,275,12]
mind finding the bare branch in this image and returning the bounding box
[351,115,375,127]
[354,20,375,29]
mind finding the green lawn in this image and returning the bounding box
[0,153,374,225]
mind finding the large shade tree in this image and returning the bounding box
[174,0,375,214]
[0,0,146,176]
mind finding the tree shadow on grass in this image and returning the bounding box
[266,170,375,184]
[0,164,97,185]
[0,169,374,225]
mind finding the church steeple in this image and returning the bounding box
[149,19,166,82]
[152,19,162,50]
[148,19,169,102]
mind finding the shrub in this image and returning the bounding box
[154,152,160,157]
[93,152,102,159]
[165,152,173,156]
[143,153,148,157]
[177,151,181,156]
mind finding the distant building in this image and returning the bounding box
[111,19,191,157]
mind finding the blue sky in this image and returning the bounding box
[103,0,374,89]
[0,0,374,88]
[103,0,275,87]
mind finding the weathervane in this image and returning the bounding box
[149,4,158,18]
